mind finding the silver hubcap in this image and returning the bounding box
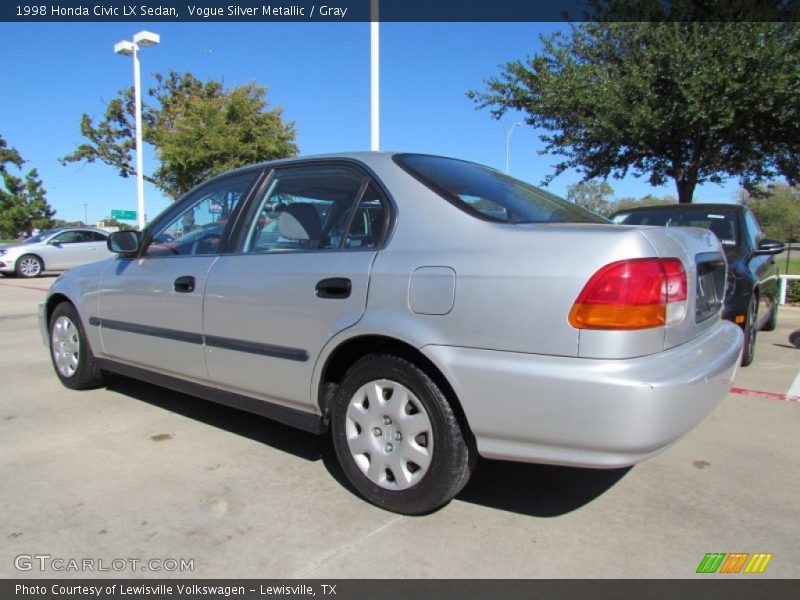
[345,379,433,490]
[19,257,41,277]
[52,316,80,378]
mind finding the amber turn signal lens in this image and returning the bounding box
[569,258,687,330]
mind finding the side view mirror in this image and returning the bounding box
[753,238,785,256]
[47,239,61,246]
[107,230,141,255]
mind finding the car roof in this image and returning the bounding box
[213,151,398,178]
[612,203,742,216]
[50,227,109,233]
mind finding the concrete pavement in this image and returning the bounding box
[1,275,798,578]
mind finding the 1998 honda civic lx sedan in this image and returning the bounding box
[40,153,743,514]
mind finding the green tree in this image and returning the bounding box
[607,194,677,216]
[566,179,614,214]
[61,71,298,199]
[747,184,800,242]
[0,135,55,238]
[52,219,87,228]
[469,3,800,203]
[96,218,136,231]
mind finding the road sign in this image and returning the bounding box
[111,210,137,220]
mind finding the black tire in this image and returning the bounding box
[49,302,107,390]
[761,298,778,332]
[741,295,758,367]
[789,330,800,349]
[331,354,473,514]
[16,254,44,278]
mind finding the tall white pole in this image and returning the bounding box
[503,122,522,174]
[133,44,146,231]
[505,133,511,174]
[370,0,379,151]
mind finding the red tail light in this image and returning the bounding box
[569,258,687,330]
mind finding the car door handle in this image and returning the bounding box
[315,277,351,299]
[174,275,196,293]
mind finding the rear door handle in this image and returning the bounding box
[315,277,351,299]
[174,275,196,293]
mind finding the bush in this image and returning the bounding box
[788,281,800,304]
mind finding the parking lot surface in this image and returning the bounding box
[1,275,798,578]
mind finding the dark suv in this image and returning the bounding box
[611,204,785,366]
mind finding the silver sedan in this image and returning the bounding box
[39,153,743,514]
[0,227,112,278]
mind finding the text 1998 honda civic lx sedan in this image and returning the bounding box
[40,153,743,514]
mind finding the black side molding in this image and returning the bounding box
[89,317,204,345]
[94,358,327,435]
[89,317,308,362]
[205,335,308,362]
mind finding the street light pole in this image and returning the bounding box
[503,121,522,174]
[132,41,145,231]
[114,31,160,231]
[370,0,380,151]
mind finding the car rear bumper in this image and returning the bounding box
[422,320,743,468]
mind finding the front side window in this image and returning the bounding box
[744,209,764,248]
[52,230,90,244]
[395,154,607,224]
[146,173,255,257]
[242,164,386,253]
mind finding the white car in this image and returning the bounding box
[0,228,113,278]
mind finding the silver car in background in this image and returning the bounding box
[0,227,112,278]
[39,153,743,514]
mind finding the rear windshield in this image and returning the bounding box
[612,208,741,247]
[395,154,607,224]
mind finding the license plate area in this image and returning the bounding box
[695,252,726,323]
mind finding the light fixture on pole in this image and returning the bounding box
[502,121,522,174]
[114,30,160,231]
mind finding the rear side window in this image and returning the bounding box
[614,209,741,247]
[241,165,387,253]
[395,154,606,224]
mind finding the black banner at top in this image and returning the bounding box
[2,0,799,23]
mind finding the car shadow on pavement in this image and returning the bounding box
[455,459,632,517]
[106,375,327,462]
[106,375,631,517]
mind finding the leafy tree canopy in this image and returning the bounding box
[61,71,299,199]
[469,1,800,203]
[746,184,800,242]
[0,135,55,239]
[566,179,614,214]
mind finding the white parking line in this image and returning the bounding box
[787,372,800,402]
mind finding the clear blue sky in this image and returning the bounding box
[0,21,741,225]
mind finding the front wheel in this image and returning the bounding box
[16,254,43,278]
[331,354,473,514]
[761,298,778,332]
[49,302,107,390]
[741,295,758,367]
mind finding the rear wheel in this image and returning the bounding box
[16,254,43,278]
[49,302,107,390]
[741,295,758,367]
[331,354,473,514]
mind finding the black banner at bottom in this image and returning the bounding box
[3,579,798,600]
